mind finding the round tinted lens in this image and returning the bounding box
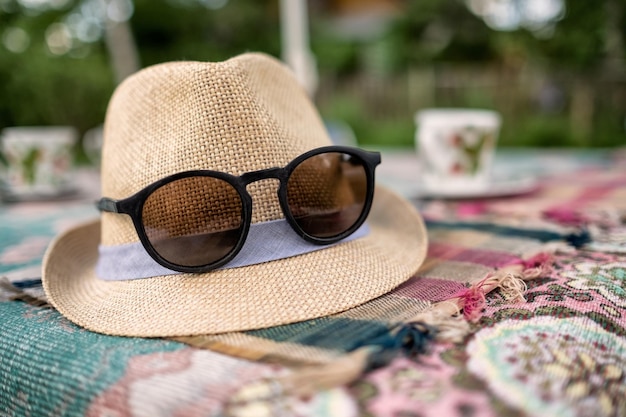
[286,151,368,238]
[141,176,243,268]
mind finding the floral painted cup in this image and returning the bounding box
[0,126,77,201]
[415,109,501,193]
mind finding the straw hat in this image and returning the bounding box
[42,53,427,337]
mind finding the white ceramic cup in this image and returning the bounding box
[0,126,77,200]
[415,109,501,192]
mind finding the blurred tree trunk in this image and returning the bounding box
[280,0,318,95]
[570,0,623,145]
[604,0,625,77]
[570,78,594,144]
[101,0,141,84]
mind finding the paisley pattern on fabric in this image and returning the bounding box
[467,317,626,417]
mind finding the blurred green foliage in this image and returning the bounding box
[312,0,625,148]
[0,0,624,151]
[0,1,113,134]
[0,47,113,132]
[131,0,280,66]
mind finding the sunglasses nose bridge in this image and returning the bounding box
[240,167,284,186]
[240,167,286,224]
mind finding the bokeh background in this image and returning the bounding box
[1,0,625,160]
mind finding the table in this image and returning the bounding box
[1,148,625,417]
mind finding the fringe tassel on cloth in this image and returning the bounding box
[0,277,49,307]
[229,251,556,404]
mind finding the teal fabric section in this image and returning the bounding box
[0,301,185,415]
[245,317,390,351]
[0,217,53,274]
[425,220,564,242]
[0,204,96,275]
[426,220,592,248]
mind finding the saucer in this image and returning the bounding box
[414,176,539,199]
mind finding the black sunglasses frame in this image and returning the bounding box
[97,146,381,273]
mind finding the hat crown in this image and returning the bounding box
[101,53,331,245]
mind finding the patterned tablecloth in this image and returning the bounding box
[1,148,625,417]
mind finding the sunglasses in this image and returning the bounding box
[97,146,381,273]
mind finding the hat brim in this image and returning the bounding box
[42,186,427,337]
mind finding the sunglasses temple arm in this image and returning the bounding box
[96,197,120,213]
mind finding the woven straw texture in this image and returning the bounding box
[41,53,428,336]
[100,53,332,246]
